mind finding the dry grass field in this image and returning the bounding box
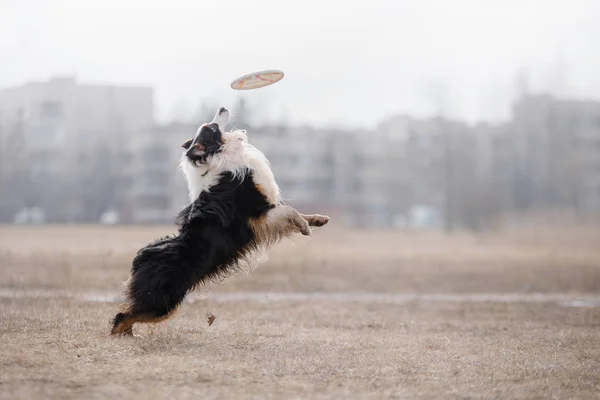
[1,223,599,399]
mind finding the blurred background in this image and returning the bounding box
[1,0,599,231]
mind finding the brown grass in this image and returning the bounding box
[1,298,599,399]
[1,223,599,293]
[0,224,599,399]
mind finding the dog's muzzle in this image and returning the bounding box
[186,143,205,159]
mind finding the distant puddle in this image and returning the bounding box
[0,288,599,308]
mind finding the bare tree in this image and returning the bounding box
[0,113,33,221]
[429,81,455,233]
[192,102,219,124]
[232,96,252,129]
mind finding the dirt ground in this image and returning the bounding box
[0,224,599,399]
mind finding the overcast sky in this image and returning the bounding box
[1,0,599,128]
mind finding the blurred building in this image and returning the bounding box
[0,74,152,181]
[510,95,600,212]
[0,75,153,141]
[124,96,600,227]
[126,123,191,224]
[0,76,154,222]
[252,116,479,229]
[2,76,599,228]
[250,125,337,213]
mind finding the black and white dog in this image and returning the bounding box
[111,107,329,336]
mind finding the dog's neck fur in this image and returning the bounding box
[180,129,281,205]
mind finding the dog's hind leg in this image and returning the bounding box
[111,235,192,337]
[111,306,180,337]
[111,312,137,336]
[111,280,186,336]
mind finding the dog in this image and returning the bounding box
[111,107,329,336]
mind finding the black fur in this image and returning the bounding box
[111,169,274,334]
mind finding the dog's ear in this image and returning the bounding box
[181,138,193,150]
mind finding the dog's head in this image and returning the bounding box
[182,107,230,166]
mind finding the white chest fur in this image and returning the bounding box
[180,130,281,205]
[180,162,221,203]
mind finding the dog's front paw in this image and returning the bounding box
[310,214,330,227]
[302,214,330,227]
[293,215,311,236]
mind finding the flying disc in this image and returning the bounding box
[230,70,284,90]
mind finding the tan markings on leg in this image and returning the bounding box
[111,307,180,337]
[249,206,311,247]
[111,314,136,336]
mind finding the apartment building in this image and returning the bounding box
[3,76,598,226]
[511,95,600,211]
[0,76,154,222]
[126,123,192,224]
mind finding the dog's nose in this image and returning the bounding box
[218,107,228,115]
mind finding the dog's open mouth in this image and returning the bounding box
[186,146,221,167]
[183,124,224,166]
[182,107,231,167]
